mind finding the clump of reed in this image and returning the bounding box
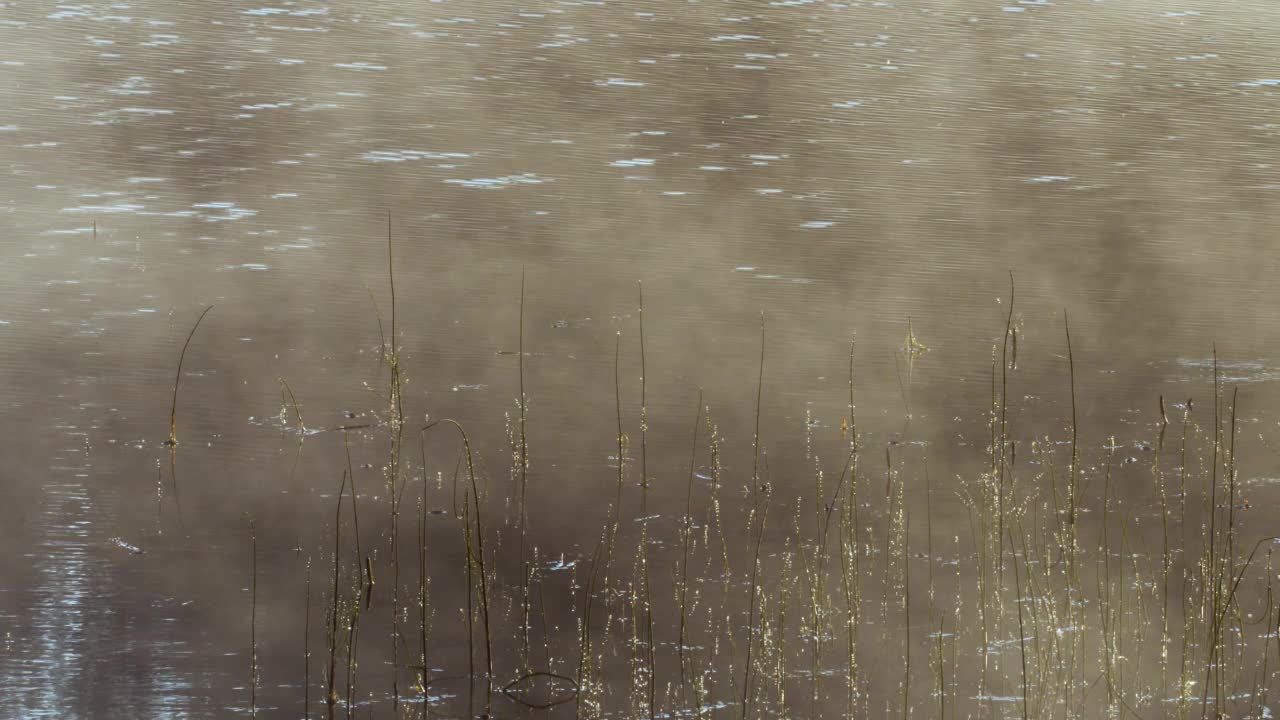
[202,263,1280,720]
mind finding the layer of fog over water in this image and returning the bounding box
[5,1,1280,718]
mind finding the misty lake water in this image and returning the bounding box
[5,1,1280,718]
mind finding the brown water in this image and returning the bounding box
[5,1,1280,718]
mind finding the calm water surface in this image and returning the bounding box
[4,1,1280,717]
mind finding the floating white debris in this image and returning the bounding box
[443,173,549,189]
[334,62,387,71]
[362,149,472,163]
[609,158,656,168]
[63,204,144,214]
[43,227,95,235]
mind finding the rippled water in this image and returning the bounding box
[4,1,1280,717]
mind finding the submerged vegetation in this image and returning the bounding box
[162,244,1280,720]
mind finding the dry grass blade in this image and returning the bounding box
[166,304,213,447]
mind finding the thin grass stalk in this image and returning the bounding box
[637,282,657,720]
[679,391,704,706]
[937,617,945,720]
[250,518,258,719]
[424,419,492,712]
[1063,310,1081,716]
[642,529,657,720]
[742,312,766,720]
[462,490,476,720]
[1010,528,1029,720]
[1156,403,1171,696]
[517,268,532,664]
[607,332,625,588]
[417,476,430,694]
[1203,347,1223,719]
[341,432,369,607]
[841,338,861,717]
[998,273,1015,580]
[577,534,605,719]
[1227,386,1239,603]
[925,459,935,624]
[304,557,311,720]
[344,556,362,720]
[166,304,213,447]
[1261,555,1278,715]
[1101,443,1117,713]
[326,471,347,720]
[384,213,407,709]
[903,504,910,720]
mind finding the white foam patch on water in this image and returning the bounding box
[43,228,95,236]
[334,62,387,71]
[244,7,327,16]
[142,34,180,47]
[62,204,144,214]
[443,173,549,189]
[801,221,834,228]
[362,150,472,163]
[192,202,257,222]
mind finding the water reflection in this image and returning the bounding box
[4,0,1280,716]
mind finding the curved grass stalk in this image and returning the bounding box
[166,304,213,447]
